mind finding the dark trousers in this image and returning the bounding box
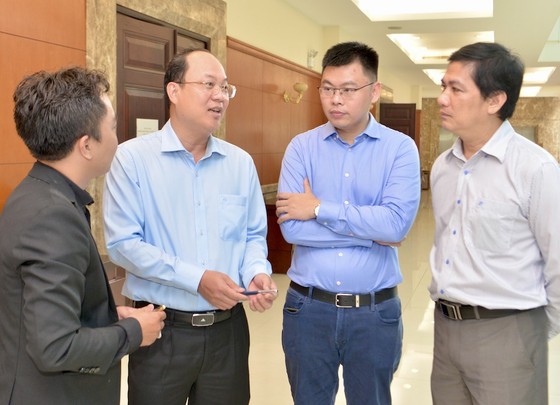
[128,304,250,405]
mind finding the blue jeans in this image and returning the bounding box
[282,286,402,405]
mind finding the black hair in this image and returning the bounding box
[322,41,379,81]
[449,42,524,120]
[13,67,110,161]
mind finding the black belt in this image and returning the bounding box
[289,281,397,308]
[133,301,236,327]
[436,299,524,320]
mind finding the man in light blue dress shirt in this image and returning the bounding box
[103,49,277,405]
[429,42,560,404]
[276,42,421,405]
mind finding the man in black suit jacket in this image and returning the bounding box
[0,67,166,404]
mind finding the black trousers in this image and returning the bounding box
[128,304,250,405]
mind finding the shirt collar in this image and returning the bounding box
[160,120,226,158]
[447,120,514,163]
[319,113,380,142]
[33,161,93,207]
[479,120,514,163]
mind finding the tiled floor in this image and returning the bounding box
[120,191,560,404]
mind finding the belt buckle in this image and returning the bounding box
[335,293,353,308]
[440,301,462,320]
[191,313,215,327]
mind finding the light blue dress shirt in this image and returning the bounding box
[103,121,271,311]
[278,114,421,293]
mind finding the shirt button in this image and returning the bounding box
[338,252,343,257]
[336,281,341,286]
[344,173,350,177]
[344,201,349,205]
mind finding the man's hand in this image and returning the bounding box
[244,273,278,313]
[375,241,402,248]
[118,305,166,346]
[276,178,320,224]
[375,236,406,248]
[198,270,248,310]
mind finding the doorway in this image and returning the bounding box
[116,8,208,143]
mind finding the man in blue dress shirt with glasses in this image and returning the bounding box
[276,41,421,405]
[104,48,277,405]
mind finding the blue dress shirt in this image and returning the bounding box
[278,114,421,293]
[103,121,271,311]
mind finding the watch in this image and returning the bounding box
[314,203,320,218]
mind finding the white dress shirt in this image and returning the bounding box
[429,120,560,338]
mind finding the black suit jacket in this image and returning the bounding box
[0,163,142,404]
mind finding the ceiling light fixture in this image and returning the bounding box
[389,31,494,64]
[520,86,542,97]
[523,67,556,84]
[351,0,493,21]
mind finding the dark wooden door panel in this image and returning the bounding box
[117,13,174,142]
[380,103,417,144]
[123,86,166,139]
[177,33,206,53]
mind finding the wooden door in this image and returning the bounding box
[117,13,174,143]
[116,13,208,143]
[380,103,417,145]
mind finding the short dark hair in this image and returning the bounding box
[163,48,210,108]
[322,41,379,81]
[13,67,110,161]
[449,42,524,120]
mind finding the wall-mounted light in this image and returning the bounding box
[307,49,318,69]
[283,82,308,104]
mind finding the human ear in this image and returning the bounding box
[370,81,381,104]
[487,91,506,115]
[77,135,93,160]
[166,82,180,104]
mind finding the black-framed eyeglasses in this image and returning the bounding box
[317,82,375,99]
[174,81,237,99]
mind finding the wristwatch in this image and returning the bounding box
[314,203,320,218]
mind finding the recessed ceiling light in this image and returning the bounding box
[423,69,446,85]
[520,86,542,97]
[389,31,494,64]
[523,67,556,84]
[351,0,493,21]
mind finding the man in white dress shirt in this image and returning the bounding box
[429,42,560,404]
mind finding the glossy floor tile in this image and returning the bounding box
[121,191,560,404]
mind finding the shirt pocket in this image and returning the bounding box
[219,194,248,241]
[470,199,518,253]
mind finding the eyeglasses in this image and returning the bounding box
[317,82,375,99]
[175,81,237,99]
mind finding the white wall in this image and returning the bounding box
[225,0,419,103]
[226,0,324,73]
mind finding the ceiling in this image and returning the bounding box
[281,0,560,97]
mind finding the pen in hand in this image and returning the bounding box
[242,288,278,296]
